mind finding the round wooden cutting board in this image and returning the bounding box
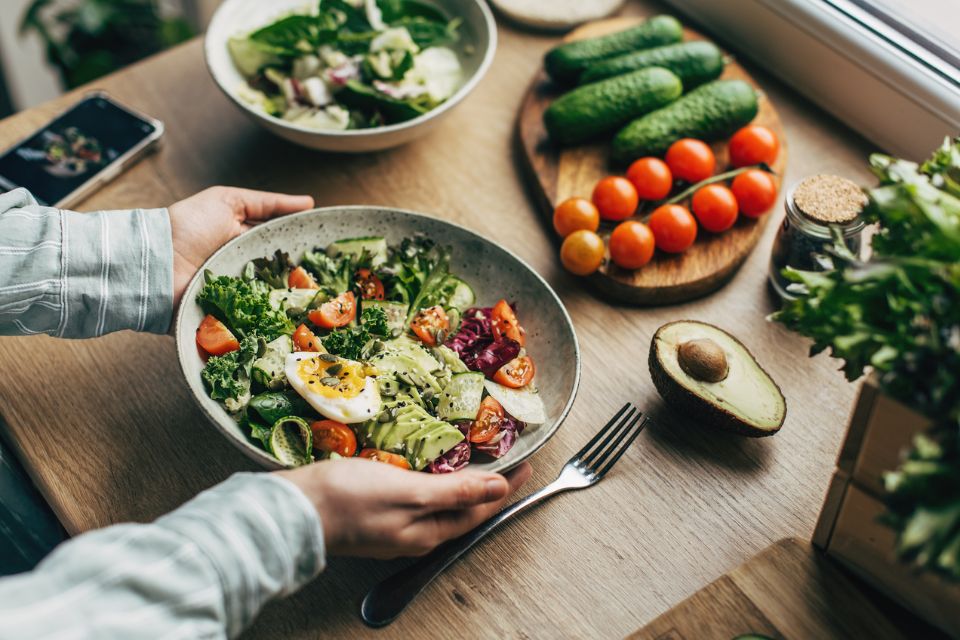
[518,17,787,305]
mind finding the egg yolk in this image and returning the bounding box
[297,358,366,398]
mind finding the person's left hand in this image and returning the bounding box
[168,186,314,312]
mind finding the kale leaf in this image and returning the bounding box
[201,335,259,410]
[321,306,389,360]
[198,272,294,340]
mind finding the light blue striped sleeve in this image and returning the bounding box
[0,473,326,639]
[0,187,173,337]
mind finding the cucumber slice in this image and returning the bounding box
[483,380,547,424]
[328,236,388,267]
[445,276,475,311]
[363,300,409,335]
[438,372,485,422]
[269,288,321,311]
[269,416,313,466]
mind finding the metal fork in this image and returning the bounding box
[360,403,650,627]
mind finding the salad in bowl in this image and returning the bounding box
[194,233,548,472]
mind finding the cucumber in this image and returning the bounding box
[328,236,388,267]
[483,380,547,424]
[544,15,683,84]
[544,67,682,146]
[363,300,408,335]
[268,288,321,311]
[437,372,485,422]
[251,335,293,390]
[612,79,759,163]
[444,276,475,311]
[580,40,724,89]
[269,416,313,467]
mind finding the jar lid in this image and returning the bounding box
[792,174,867,225]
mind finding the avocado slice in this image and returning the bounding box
[405,423,465,470]
[649,321,786,437]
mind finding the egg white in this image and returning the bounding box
[284,352,381,424]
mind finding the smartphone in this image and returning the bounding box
[0,92,164,208]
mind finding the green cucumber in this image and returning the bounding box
[612,79,759,163]
[581,40,724,89]
[327,236,388,267]
[544,15,683,84]
[444,276,475,311]
[363,300,408,335]
[269,416,313,466]
[544,67,682,146]
[437,372,485,422]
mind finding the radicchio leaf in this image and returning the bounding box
[427,441,471,474]
[473,411,525,459]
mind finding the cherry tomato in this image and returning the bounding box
[355,268,385,300]
[491,299,525,347]
[293,323,323,352]
[553,197,600,237]
[609,220,655,269]
[469,396,505,443]
[625,157,673,200]
[728,125,779,168]
[592,176,639,221]
[359,448,411,469]
[665,139,716,183]
[308,291,356,329]
[691,184,739,233]
[648,204,698,253]
[560,230,605,276]
[493,356,535,388]
[410,305,450,346]
[196,315,239,356]
[731,170,778,217]
[288,266,319,289]
[311,420,358,457]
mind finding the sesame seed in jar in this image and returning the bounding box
[793,175,867,225]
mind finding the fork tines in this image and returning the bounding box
[573,403,648,479]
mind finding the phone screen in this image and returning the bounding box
[0,94,160,206]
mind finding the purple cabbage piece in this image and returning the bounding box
[466,338,521,375]
[427,441,471,474]
[473,411,525,459]
[445,307,520,375]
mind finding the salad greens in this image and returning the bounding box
[774,137,960,579]
[198,273,295,340]
[228,0,464,130]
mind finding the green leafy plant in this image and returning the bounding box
[774,137,960,578]
[21,0,193,88]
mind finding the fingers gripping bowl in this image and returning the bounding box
[176,207,580,474]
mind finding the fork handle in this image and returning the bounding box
[360,481,569,627]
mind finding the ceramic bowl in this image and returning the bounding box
[204,0,497,152]
[175,207,580,473]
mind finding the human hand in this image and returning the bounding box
[279,458,532,558]
[168,186,314,312]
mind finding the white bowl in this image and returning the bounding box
[204,0,497,152]
[175,207,581,474]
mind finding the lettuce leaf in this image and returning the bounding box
[201,335,259,410]
[198,272,294,340]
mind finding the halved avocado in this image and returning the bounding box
[649,321,786,437]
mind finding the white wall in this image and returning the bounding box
[0,0,64,110]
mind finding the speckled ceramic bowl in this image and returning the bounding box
[175,207,580,473]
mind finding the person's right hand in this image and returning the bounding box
[278,459,532,558]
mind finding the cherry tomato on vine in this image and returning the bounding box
[553,197,600,237]
[311,420,358,457]
[609,220,655,269]
[560,230,605,276]
[592,176,638,221]
[691,184,739,233]
[665,139,715,183]
[648,204,698,253]
[626,157,673,200]
[731,170,778,217]
[728,125,779,167]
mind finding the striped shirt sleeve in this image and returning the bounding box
[0,473,326,640]
[0,188,173,337]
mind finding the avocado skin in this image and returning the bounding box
[544,67,682,146]
[580,40,724,89]
[545,15,683,84]
[648,321,786,438]
[612,79,758,163]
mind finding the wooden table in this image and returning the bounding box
[0,2,877,638]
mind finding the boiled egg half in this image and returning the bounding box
[284,352,381,424]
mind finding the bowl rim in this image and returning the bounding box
[202,0,498,139]
[175,205,581,473]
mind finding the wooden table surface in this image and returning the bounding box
[0,2,877,638]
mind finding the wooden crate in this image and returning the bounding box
[814,376,960,636]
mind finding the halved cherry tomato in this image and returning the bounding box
[648,204,698,253]
[560,230,605,276]
[410,305,450,346]
[609,220,655,269]
[491,299,526,347]
[288,266,319,289]
[196,314,239,356]
[355,268,385,300]
[728,125,779,168]
[308,291,356,329]
[293,323,323,352]
[469,396,504,443]
[665,139,715,183]
[311,420,358,457]
[493,356,536,388]
[731,169,778,217]
[691,184,739,233]
[553,197,600,238]
[626,157,673,200]
[592,176,639,221]
[359,448,411,469]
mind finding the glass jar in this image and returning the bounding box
[769,176,866,300]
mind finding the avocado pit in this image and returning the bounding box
[677,338,728,383]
